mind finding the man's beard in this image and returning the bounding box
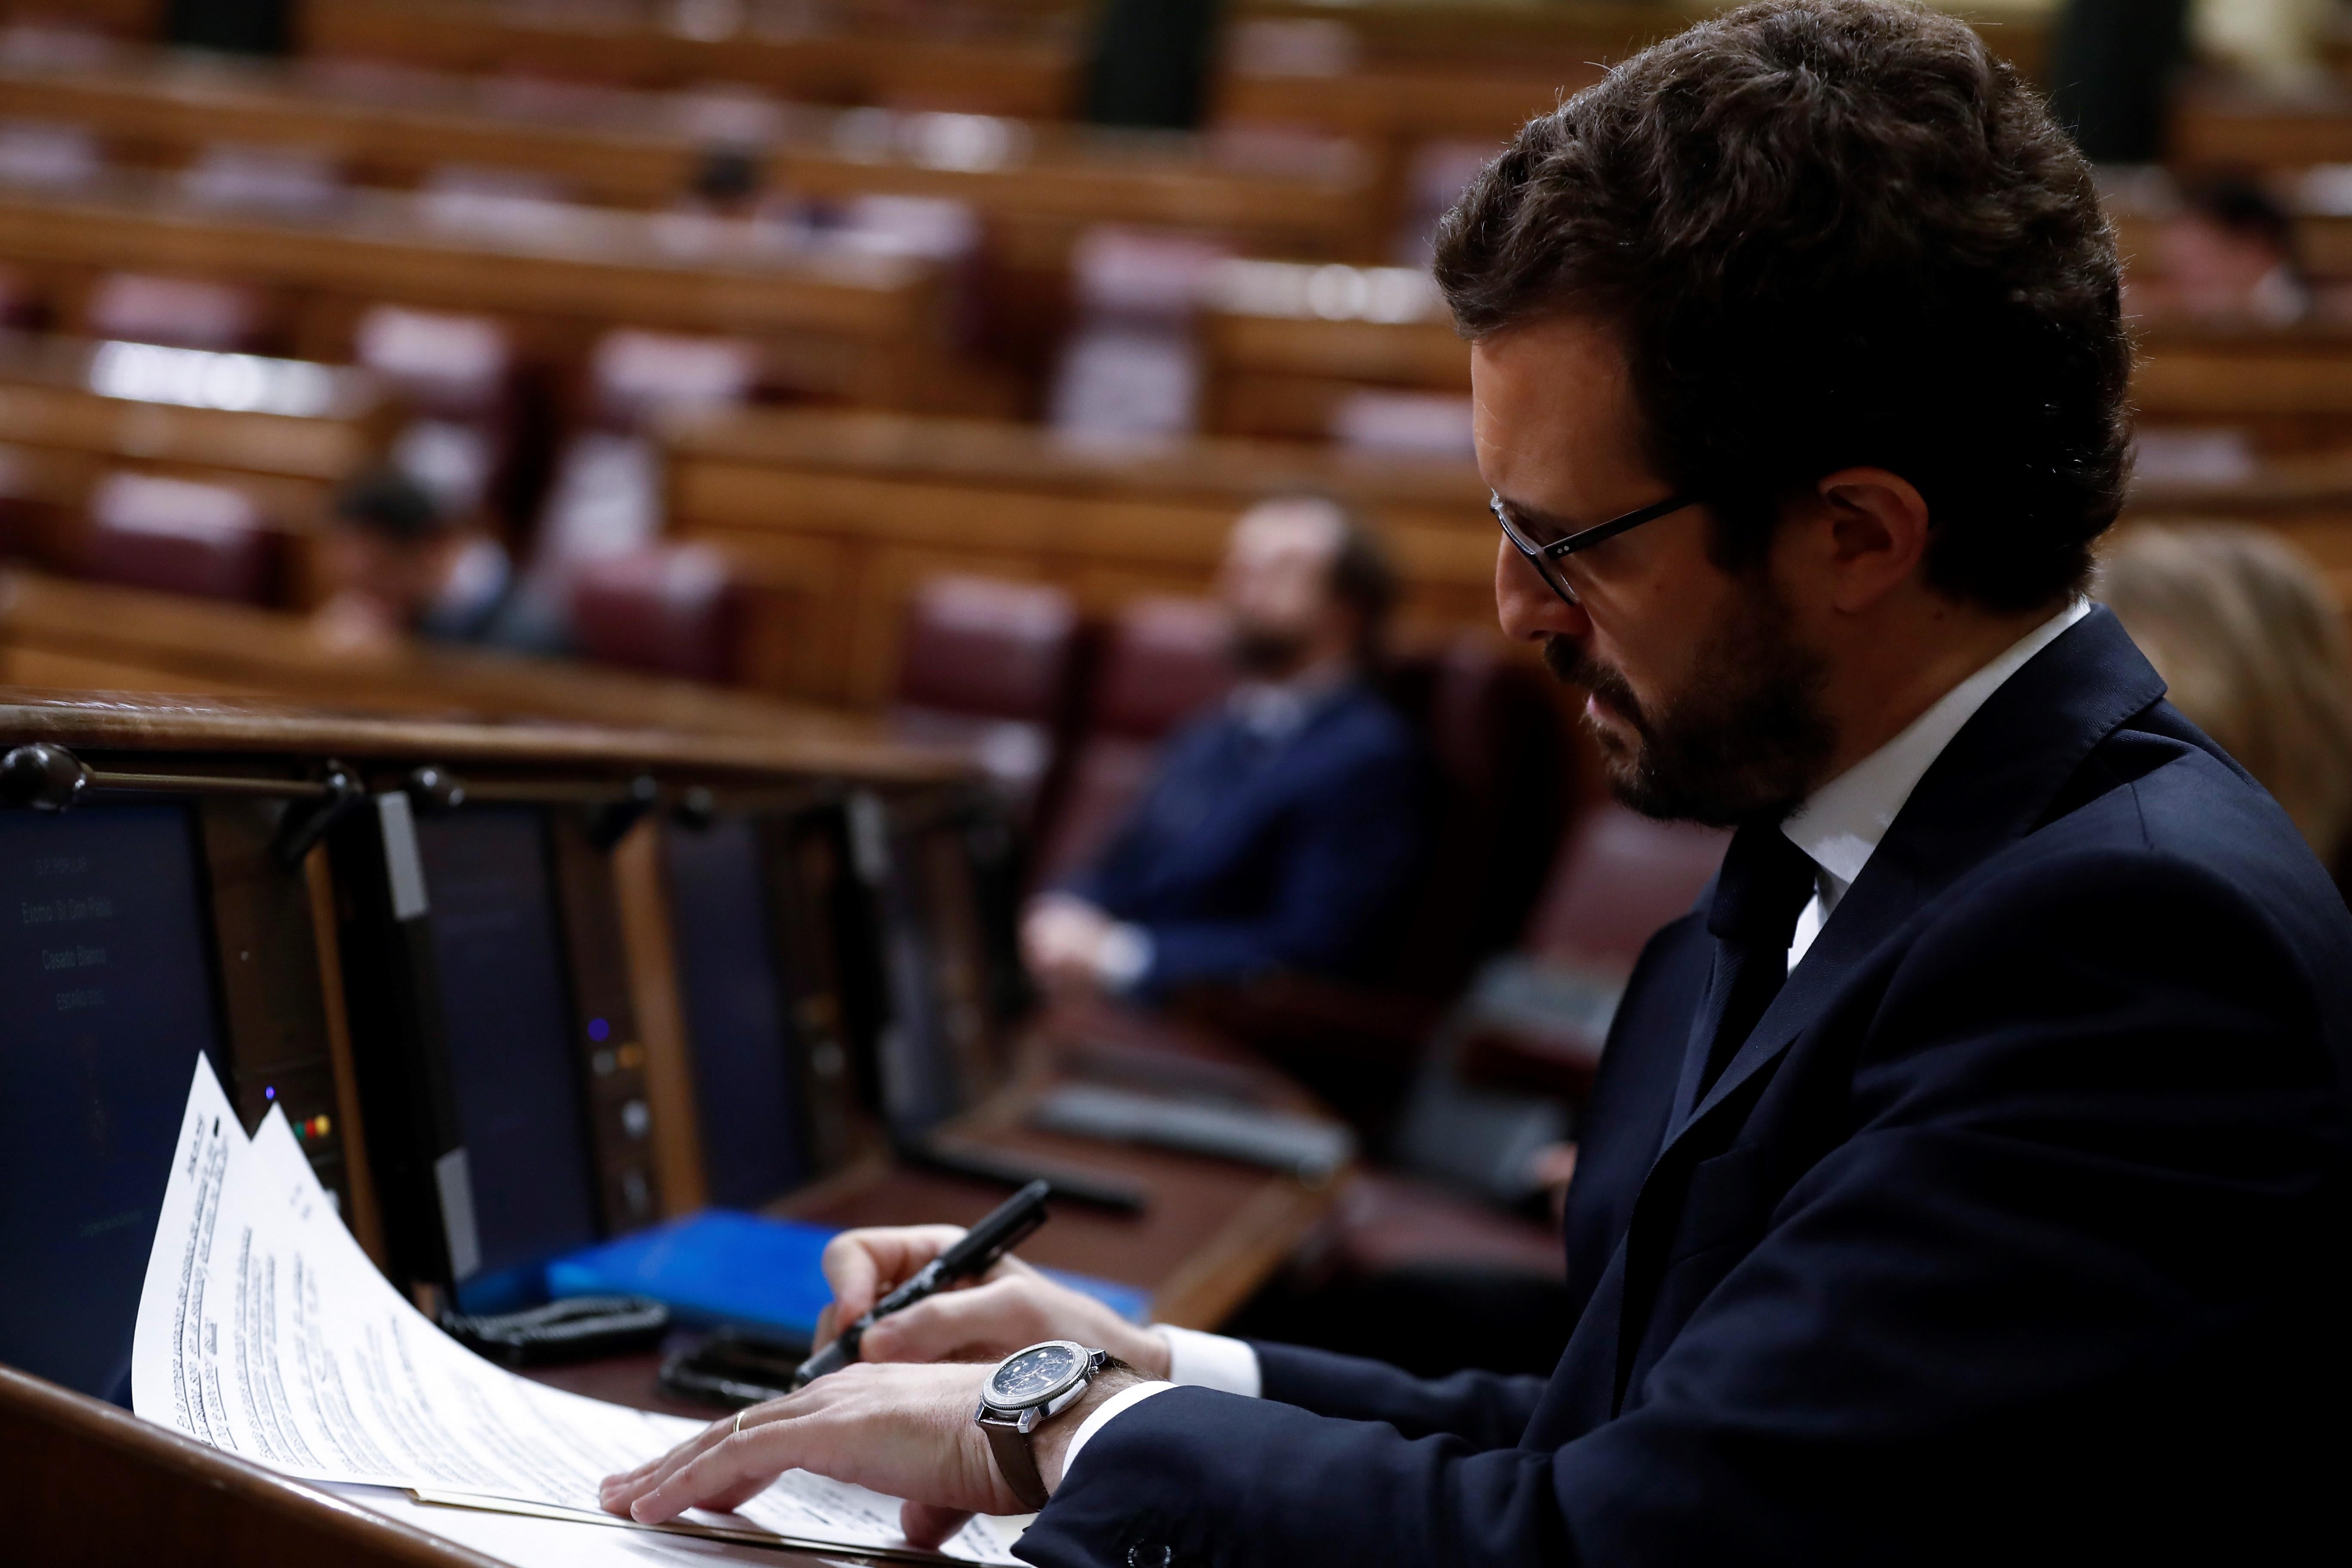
[1543,580,1834,827]
[1228,625,1309,678]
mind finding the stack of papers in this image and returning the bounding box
[132,1056,1026,1565]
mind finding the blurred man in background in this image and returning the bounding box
[309,466,542,654]
[1022,495,1427,1002]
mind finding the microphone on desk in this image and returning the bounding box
[787,1178,1053,1391]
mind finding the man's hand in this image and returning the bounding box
[1020,894,1118,994]
[812,1224,1171,1378]
[598,1357,1147,1548]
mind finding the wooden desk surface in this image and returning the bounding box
[534,998,1348,1425]
[0,568,974,777]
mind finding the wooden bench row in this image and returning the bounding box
[0,168,992,407]
[0,49,1378,259]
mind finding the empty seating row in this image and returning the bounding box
[653,406,1498,707]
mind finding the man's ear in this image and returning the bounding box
[1808,467,1931,615]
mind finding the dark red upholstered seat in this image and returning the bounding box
[79,472,277,605]
[888,574,1084,825]
[84,274,274,352]
[1028,594,1231,883]
[569,542,741,684]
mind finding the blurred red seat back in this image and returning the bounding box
[893,574,1080,721]
[570,542,740,684]
[85,274,272,352]
[80,472,276,604]
[1375,635,1571,995]
[1525,800,1730,975]
[1030,595,1232,885]
[888,575,1082,821]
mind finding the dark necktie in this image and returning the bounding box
[1685,821,1822,1104]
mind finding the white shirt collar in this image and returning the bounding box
[1782,599,2090,905]
[1228,658,1354,742]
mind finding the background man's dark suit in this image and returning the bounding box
[1061,682,1424,998]
[1024,609,2352,1564]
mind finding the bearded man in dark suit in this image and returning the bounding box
[603,4,2352,1560]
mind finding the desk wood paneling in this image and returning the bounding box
[0,568,962,782]
[658,409,1499,707]
[0,1364,506,1568]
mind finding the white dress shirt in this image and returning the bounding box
[1781,600,2086,968]
[1056,599,2092,1486]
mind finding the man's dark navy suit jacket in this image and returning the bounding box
[1023,609,2352,1564]
[1064,681,1423,998]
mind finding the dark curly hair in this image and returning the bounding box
[1433,0,2130,613]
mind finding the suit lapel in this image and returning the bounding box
[1594,610,2169,1418]
[1652,607,2170,1167]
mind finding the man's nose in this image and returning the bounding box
[1494,536,1589,643]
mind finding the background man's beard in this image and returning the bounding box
[1542,587,1835,827]
[1228,626,1309,677]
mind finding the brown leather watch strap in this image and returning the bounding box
[980,1411,1050,1511]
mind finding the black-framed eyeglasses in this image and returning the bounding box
[1490,490,1702,608]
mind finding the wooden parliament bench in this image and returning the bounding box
[297,0,1079,119]
[0,331,393,593]
[653,407,1498,708]
[2132,315,2352,452]
[0,168,971,409]
[1200,258,1466,440]
[0,48,1375,253]
[0,565,903,749]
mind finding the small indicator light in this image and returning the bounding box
[263,1086,276,1100]
[588,1017,610,1042]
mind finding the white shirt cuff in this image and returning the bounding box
[1093,922,1153,991]
[1057,1380,1174,1485]
[1156,1325,1262,1397]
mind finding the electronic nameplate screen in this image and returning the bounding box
[413,805,599,1305]
[663,814,805,1208]
[0,804,225,1403]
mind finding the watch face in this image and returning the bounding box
[988,1341,1084,1409]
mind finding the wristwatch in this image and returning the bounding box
[974,1339,1109,1510]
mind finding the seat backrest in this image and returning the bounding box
[353,306,514,420]
[591,328,760,430]
[568,542,740,684]
[84,274,270,352]
[1524,800,1730,976]
[1374,634,1570,994]
[892,575,1080,721]
[889,575,1082,824]
[1029,595,1232,885]
[80,472,276,605]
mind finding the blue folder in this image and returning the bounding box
[545,1210,1151,1337]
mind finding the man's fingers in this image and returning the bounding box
[902,1502,976,1551]
[819,1225,968,1324]
[859,1277,1042,1363]
[631,1421,802,1525]
[600,1415,737,1515]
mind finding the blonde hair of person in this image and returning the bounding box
[2098,521,2352,868]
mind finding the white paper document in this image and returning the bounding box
[132,1055,1025,1565]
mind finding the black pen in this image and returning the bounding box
[788,1178,1053,1390]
